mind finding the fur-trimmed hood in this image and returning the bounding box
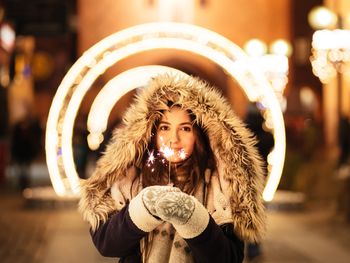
[79,73,266,242]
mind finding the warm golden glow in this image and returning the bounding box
[158,0,194,22]
[311,29,350,83]
[45,22,285,201]
[270,39,293,57]
[244,39,268,56]
[308,6,338,30]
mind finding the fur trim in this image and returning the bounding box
[78,73,266,242]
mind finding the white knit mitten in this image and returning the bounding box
[142,185,181,216]
[128,185,180,232]
[155,191,210,239]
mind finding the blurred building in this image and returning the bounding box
[0,0,349,210]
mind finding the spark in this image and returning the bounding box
[178,149,187,160]
[147,150,155,165]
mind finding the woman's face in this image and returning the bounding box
[156,107,195,163]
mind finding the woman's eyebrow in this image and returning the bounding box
[159,121,192,126]
[159,121,170,125]
[179,122,192,126]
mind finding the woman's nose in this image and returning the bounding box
[169,130,179,144]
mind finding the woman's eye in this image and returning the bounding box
[181,126,192,132]
[159,125,169,131]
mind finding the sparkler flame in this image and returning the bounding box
[159,145,175,159]
[146,136,188,183]
[178,149,187,160]
[146,150,155,166]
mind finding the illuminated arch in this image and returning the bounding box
[45,22,285,201]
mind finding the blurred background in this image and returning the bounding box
[0,0,349,262]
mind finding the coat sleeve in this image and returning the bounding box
[185,216,245,263]
[90,204,146,259]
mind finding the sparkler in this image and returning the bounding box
[168,142,172,184]
[159,141,174,184]
[147,136,188,185]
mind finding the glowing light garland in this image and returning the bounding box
[45,22,285,201]
[311,29,350,83]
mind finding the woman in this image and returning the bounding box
[79,74,266,262]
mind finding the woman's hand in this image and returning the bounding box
[154,191,210,239]
[141,185,181,217]
[155,191,195,224]
[128,185,179,232]
[131,185,209,237]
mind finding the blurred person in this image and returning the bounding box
[7,37,35,126]
[10,111,42,190]
[244,103,274,261]
[79,74,266,262]
[73,114,89,179]
[337,116,350,222]
[338,116,350,167]
[244,103,274,174]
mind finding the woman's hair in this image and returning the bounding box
[140,106,215,193]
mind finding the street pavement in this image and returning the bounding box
[1,187,350,263]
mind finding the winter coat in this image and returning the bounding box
[79,74,266,262]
